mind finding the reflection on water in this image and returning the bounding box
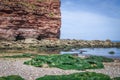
[1,47,120,59]
[61,48,120,59]
[0,49,60,56]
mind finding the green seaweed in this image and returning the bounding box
[0,75,24,80]
[1,53,38,58]
[36,72,111,80]
[112,77,120,80]
[24,54,104,70]
[86,55,114,62]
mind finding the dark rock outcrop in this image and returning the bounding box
[0,0,61,40]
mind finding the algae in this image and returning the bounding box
[36,72,111,80]
[24,54,105,70]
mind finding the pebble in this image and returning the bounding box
[0,59,120,80]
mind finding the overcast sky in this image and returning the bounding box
[60,0,120,41]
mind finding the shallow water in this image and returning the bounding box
[1,47,120,59]
[61,48,120,59]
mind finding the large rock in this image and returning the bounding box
[0,0,61,40]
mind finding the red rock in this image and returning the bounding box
[0,0,61,40]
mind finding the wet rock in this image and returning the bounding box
[0,39,120,51]
[24,38,38,44]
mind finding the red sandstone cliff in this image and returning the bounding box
[0,0,61,40]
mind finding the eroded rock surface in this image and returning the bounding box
[0,0,61,40]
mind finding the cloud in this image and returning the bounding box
[60,0,120,40]
[61,0,120,18]
[63,1,73,5]
[61,10,120,40]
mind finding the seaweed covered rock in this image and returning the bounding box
[36,72,111,80]
[24,54,104,70]
[86,56,114,62]
[0,0,61,40]
[0,75,24,80]
[112,77,120,80]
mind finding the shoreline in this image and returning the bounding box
[0,58,120,80]
[0,39,120,52]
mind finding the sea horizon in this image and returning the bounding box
[60,38,120,42]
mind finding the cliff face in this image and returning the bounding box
[0,0,61,40]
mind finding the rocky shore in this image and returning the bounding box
[0,58,120,80]
[0,39,120,52]
[0,39,120,80]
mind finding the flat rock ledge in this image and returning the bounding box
[0,39,120,51]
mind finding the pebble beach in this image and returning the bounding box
[0,58,120,80]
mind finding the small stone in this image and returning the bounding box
[42,64,49,68]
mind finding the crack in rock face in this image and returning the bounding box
[0,0,61,40]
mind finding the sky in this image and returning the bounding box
[60,0,120,41]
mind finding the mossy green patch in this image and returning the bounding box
[36,72,111,80]
[19,2,36,10]
[86,55,114,62]
[0,77,6,80]
[0,75,24,80]
[112,77,120,80]
[24,54,105,70]
[0,53,38,58]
